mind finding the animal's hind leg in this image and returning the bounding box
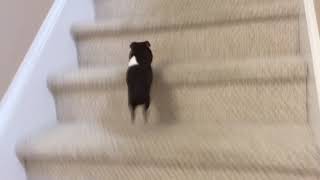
[129,104,137,123]
[143,97,150,123]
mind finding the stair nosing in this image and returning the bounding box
[17,122,320,172]
[47,57,307,92]
[72,15,299,39]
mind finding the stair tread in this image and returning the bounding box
[75,18,299,66]
[18,122,320,171]
[77,0,299,34]
[28,161,320,180]
[48,56,306,92]
[23,0,316,179]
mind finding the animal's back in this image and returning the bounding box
[126,66,153,105]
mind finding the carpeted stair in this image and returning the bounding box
[17,0,320,179]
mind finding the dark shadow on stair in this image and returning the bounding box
[152,67,178,125]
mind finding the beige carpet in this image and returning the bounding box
[74,18,299,67]
[17,0,320,179]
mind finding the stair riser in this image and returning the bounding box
[94,0,299,23]
[53,81,306,128]
[26,161,318,180]
[75,18,299,67]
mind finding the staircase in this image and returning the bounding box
[17,0,320,179]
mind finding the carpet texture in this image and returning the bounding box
[74,18,299,67]
[18,123,320,169]
[93,0,300,24]
[17,0,320,179]
[47,58,307,127]
[25,160,320,180]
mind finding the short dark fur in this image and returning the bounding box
[126,41,153,123]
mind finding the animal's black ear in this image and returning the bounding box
[144,41,151,47]
[130,42,137,49]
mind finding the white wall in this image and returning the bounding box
[0,0,95,179]
[0,0,53,98]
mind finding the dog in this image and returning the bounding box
[126,41,153,123]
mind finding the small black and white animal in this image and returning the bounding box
[126,41,153,123]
